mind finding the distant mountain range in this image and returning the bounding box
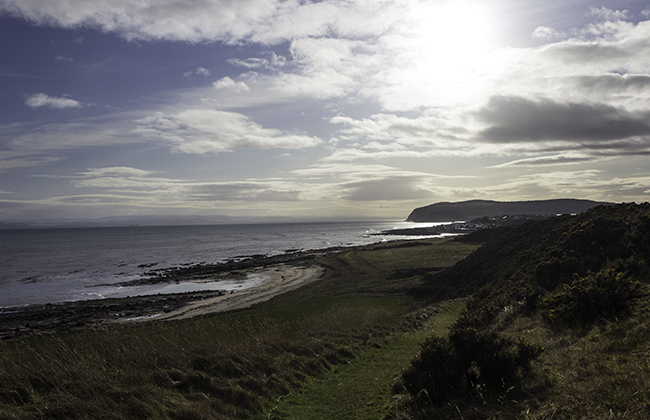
[406,199,614,222]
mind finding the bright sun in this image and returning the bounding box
[404,0,501,105]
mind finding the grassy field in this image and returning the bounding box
[265,301,465,420]
[0,238,478,420]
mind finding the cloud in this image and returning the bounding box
[213,77,250,92]
[183,67,211,77]
[488,154,601,168]
[25,93,82,109]
[188,182,301,202]
[532,26,565,40]
[0,155,65,172]
[77,167,157,178]
[342,176,434,201]
[69,167,304,202]
[134,109,321,154]
[588,7,632,22]
[0,0,402,44]
[5,114,141,154]
[227,52,286,69]
[474,95,650,145]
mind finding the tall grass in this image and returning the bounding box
[0,296,424,419]
[0,238,480,420]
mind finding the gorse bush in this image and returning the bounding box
[540,268,643,327]
[396,326,543,409]
[398,336,462,406]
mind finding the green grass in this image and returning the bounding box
[265,302,465,420]
[0,238,479,420]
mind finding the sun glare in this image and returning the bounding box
[405,0,501,105]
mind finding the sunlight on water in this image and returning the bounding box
[0,221,446,307]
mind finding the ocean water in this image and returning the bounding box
[0,221,445,308]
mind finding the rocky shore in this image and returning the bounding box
[0,248,336,340]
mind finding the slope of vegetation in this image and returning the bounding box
[0,238,478,420]
[393,202,650,419]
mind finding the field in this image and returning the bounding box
[0,238,478,420]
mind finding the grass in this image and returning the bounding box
[0,238,479,420]
[522,291,650,419]
[397,285,650,420]
[265,301,465,420]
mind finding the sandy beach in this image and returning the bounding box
[151,263,324,321]
[0,259,326,339]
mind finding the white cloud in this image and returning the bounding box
[0,0,403,44]
[25,93,82,109]
[588,7,632,21]
[213,77,250,92]
[532,26,565,40]
[77,167,157,178]
[134,109,321,154]
[227,52,286,69]
[68,167,305,203]
[488,154,600,168]
[184,67,211,77]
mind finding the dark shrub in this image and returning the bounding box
[397,328,543,407]
[399,336,464,406]
[541,269,642,327]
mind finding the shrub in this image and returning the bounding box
[399,336,464,406]
[397,327,543,407]
[541,269,642,327]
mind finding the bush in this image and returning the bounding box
[399,336,464,406]
[541,269,642,327]
[397,327,543,407]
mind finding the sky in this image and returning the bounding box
[1,0,650,223]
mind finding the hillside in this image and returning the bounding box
[393,202,650,418]
[406,198,611,222]
[413,202,649,307]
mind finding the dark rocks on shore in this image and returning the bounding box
[114,246,345,288]
[0,291,226,340]
[0,246,347,340]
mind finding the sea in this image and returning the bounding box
[0,221,447,308]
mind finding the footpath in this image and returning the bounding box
[265,301,464,420]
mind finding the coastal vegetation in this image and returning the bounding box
[2,202,650,419]
[392,202,650,418]
[0,238,477,419]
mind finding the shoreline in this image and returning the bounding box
[0,252,329,340]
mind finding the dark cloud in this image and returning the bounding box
[572,74,650,93]
[342,177,433,201]
[541,42,632,65]
[475,95,650,144]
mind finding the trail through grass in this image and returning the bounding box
[265,301,465,420]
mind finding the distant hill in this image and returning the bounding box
[413,202,650,310]
[406,198,612,222]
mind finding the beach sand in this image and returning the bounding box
[153,263,324,321]
[0,261,325,339]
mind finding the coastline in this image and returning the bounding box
[154,263,324,321]
[0,253,327,340]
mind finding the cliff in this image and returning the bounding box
[406,198,612,222]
